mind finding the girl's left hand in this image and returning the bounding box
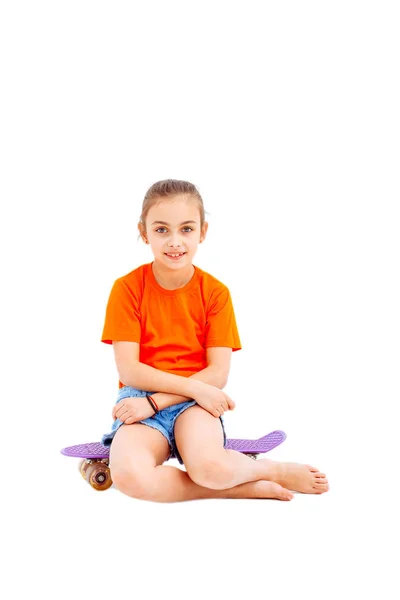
[112,396,155,424]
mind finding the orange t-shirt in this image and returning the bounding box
[101,262,242,388]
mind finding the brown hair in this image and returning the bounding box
[137,179,208,240]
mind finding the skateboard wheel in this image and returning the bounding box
[79,459,92,480]
[85,461,113,491]
[246,453,259,460]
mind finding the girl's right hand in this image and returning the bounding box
[112,396,155,424]
[190,382,236,418]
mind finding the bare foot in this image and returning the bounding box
[254,481,294,501]
[265,461,329,494]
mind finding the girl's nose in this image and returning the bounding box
[169,233,184,247]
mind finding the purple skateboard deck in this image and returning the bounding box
[61,430,286,459]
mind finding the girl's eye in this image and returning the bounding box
[155,227,193,234]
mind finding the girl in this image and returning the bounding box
[101,179,329,502]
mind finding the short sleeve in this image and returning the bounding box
[101,279,141,344]
[205,286,242,351]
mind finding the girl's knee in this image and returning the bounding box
[110,464,156,500]
[187,455,234,490]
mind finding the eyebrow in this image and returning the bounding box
[151,220,197,226]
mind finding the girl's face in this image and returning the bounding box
[143,195,208,268]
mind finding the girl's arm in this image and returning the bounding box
[114,342,228,409]
[120,359,204,398]
[151,365,226,410]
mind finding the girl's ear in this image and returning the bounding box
[138,223,148,243]
[200,221,208,243]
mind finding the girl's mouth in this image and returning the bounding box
[164,252,186,261]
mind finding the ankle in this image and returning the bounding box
[260,458,280,482]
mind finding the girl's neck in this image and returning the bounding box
[151,260,195,290]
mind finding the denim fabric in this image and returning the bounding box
[101,385,227,465]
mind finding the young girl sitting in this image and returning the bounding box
[100,179,329,502]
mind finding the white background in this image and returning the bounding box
[1,1,399,599]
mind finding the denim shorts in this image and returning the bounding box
[101,385,227,465]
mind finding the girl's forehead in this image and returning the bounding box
[148,196,200,221]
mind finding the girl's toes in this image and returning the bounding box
[307,465,320,472]
[313,483,329,493]
[280,487,294,501]
[266,482,294,501]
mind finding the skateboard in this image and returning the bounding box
[61,430,287,491]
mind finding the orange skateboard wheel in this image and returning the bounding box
[85,461,113,491]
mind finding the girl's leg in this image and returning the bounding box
[109,423,293,502]
[174,406,329,494]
